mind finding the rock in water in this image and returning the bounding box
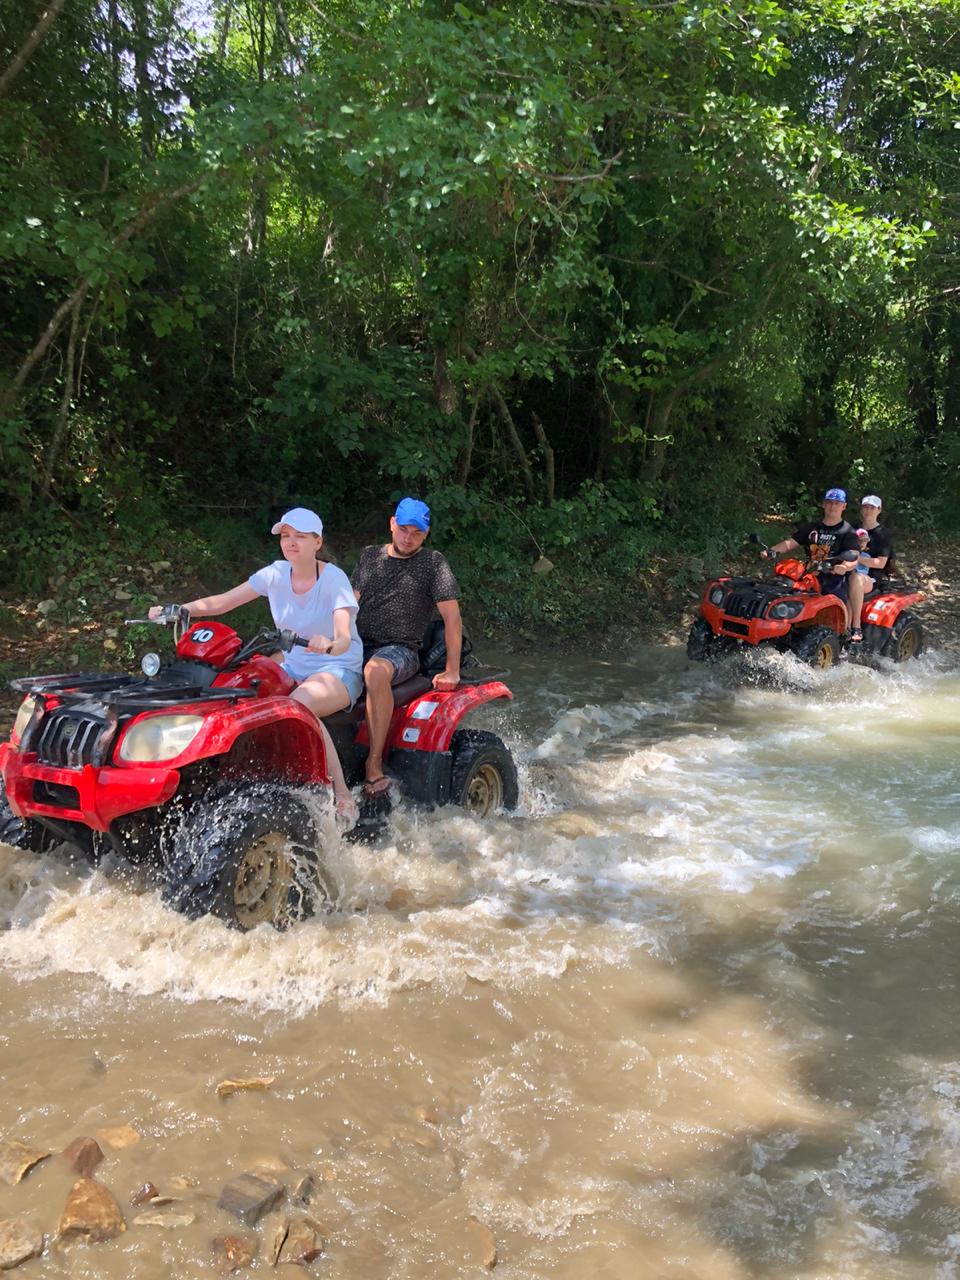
[95,1124,140,1150]
[130,1182,159,1206]
[212,1233,259,1273]
[217,1173,284,1226]
[278,1216,324,1265]
[292,1175,314,1206]
[0,1142,50,1187]
[465,1218,497,1270]
[261,1212,289,1265]
[57,1178,126,1242]
[216,1076,276,1099]
[60,1137,104,1177]
[134,1209,197,1229]
[0,1218,44,1269]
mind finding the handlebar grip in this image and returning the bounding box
[293,635,309,647]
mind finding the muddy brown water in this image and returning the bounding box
[1,645,960,1277]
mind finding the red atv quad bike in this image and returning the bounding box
[687,534,925,669]
[0,608,517,930]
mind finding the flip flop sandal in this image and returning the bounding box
[363,776,392,797]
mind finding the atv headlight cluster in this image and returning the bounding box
[709,587,726,606]
[769,600,803,620]
[11,695,38,745]
[118,714,204,763]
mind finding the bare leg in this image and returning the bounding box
[362,657,396,786]
[847,573,868,631]
[291,674,355,818]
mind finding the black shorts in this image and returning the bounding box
[818,574,848,603]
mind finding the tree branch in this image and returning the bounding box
[0,176,207,414]
[808,35,870,185]
[0,0,66,100]
[518,149,622,185]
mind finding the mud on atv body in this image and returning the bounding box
[688,546,925,669]
[0,616,516,930]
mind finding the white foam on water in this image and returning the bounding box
[0,645,957,1021]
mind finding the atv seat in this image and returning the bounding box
[320,667,510,729]
[321,674,434,728]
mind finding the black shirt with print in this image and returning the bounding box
[352,545,460,650]
[791,519,860,593]
[864,523,893,584]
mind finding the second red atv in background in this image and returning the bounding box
[687,534,925,668]
[0,609,517,931]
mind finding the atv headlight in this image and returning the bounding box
[709,587,726,606]
[11,695,38,745]
[769,600,803,620]
[118,714,204,763]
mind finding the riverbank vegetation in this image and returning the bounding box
[1,0,958,642]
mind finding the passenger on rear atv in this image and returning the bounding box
[847,495,893,643]
[760,487,860,605]
[351,497,462,799]
[148,506,360,819]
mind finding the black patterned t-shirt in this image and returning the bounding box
[351,545,460,650]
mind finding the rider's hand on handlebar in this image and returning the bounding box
[759,548,771,560]
[148,603,189,624]
[306,633,332,655]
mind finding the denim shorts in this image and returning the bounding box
[292,664,364,708]
[362,643,421,685]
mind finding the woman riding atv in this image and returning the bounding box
[149,507,361,819]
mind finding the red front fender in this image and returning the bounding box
[115,695,331,785]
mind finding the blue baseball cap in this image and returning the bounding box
[394,497,430,531]
[824,487,847,502]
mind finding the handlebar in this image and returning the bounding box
[748,534,858,569]
[125,603,191,641]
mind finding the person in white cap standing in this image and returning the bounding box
[150,507,361,819]
[847,495,893,643]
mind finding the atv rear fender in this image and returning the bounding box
[354,681,513,754]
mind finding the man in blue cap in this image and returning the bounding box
[351,498,462,796]
[760,487,861,605]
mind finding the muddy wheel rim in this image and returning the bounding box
[465,763,504,817]
[898,627,918,660]
[813,641,835,669]
[233,832,293,929]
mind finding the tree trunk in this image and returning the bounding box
[909,313,940,450]
[487,383,536,503]
[130,0,156,157]
[530,411,555,503]
[456,396,480,486]
[943,306,960,437]
[42,301,82,498]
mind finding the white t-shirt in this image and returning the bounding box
[248,560,362,683]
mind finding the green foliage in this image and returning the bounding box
[0,0,958,623]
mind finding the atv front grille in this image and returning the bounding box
[34,710,107,769]
[722,590,769,621]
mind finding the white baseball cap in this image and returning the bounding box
[861,494,882,509]
[271,507,323,536]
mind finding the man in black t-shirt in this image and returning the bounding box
[760,487,860,604]
[847,494,893,642]
[351,497,462,795]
